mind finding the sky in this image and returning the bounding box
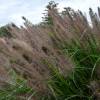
[0,0,99,26]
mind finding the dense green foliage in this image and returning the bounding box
[45,34,100,100]
[0,26,11,37]
[0,70,35,100]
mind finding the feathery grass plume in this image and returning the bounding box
[0,1,100,100]
[41,2,100,100]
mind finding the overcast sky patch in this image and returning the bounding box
[0,0,99,26]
